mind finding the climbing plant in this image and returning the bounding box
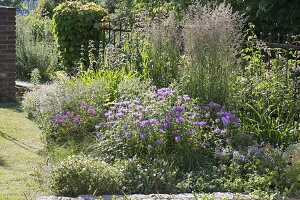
[53,1,108,73]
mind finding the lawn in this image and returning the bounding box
[0,103,45,199]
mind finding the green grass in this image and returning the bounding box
[0,103,46,199]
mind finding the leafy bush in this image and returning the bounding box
[92,86,240,171]
[181,3,244,105]
[53,1,108,72]
[234,26,300,147]
[22,76,110,146]
[51,154,122,196]
[115,157,178,194]
[16,16,59,81]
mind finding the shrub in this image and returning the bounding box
[53,1,108,73]
[181,3,244,105]
[51,154,122,196]
[16,16,59,81]
[22,77,110,146]
[234,27,300,147]
[92,86,241,171]
[115,157,178,194]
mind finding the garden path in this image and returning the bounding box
[0,103,45,199]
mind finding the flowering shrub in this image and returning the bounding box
[93,87,240,170]
[50,102,103,145]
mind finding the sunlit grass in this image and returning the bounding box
[0,103,46,199]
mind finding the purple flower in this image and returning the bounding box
[133,98,140,104]
[125,132,131,138]
[123,125,129,131]
[108,121,117,127]
[215,118,221,123]
[225,138,232,144]
[182,95,190,101]
[80,102,87,108]
[175,113,184,123]
[193,121,207,127]
[72,115,82,123]
[173,106,185,112]
[118,108,127,113]
[213,127,221,134]
[186,129,196,137]
[140,133,147,139]
[220,129,227,135]
[95,122,105,129]
[87,106,96,116]
[157,139,163,144]
[175,135,181,142]
[116,112,124,117]
[53,114,63,125]
[222,116,231,126]
[201,142,209,148]
[205,113,211,118]
[209,102,221,108]
[96,132,104,138]
[203,106,210,111]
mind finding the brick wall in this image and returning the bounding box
[0,6,16,102]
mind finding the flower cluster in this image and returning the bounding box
[94,87,241,159]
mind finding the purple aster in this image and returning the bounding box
[205,113,211,118]
[53,114,63,125]
[173,106,185,112]
[202,106,210,111]
[118,108,127,113]
[221,116,231,126]
[72,115,82,123]
[95,122,105,129]
[209,102,221,108]
[108,121,117,127]
[175,135,181,142]
[125,132,131,138]
[182,95,190,101]
[140,133,147,139]
[215,118,221,123]
[157,139,163,144]
[193,121,207,127]
[96,132,104,138]
[225,138,232,144]
[116,112,124,117]
[80,102,87,107]
[175,113,184,123]
[220,129,227,135]
[132,98,140,104]
[123,125,129,131]
[213,127,221,134]
[87,107,96,116]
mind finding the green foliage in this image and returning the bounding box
[180,3,244,105]
[53,1,108,73]
[0,0,23,8]
[227,0,300,35]
[234,25,300,147]
[143,13,181,88]
[16,16,59,81]
[51,154,122,196]
[115,157,178,194]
